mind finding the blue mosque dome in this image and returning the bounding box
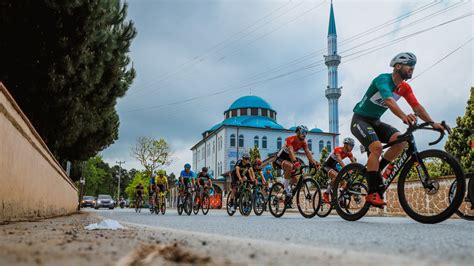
[310,128,323,133]
[226,95,275,112]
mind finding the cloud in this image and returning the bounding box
[102,0,473,172]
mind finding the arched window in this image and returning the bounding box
[308,139,312,151]
[230,161,236,171]
[277,137,282,150]
[254,136,259,148]
[239,135,244,147]
[319,140,324,152]
[230,134,236,147]
[262,136,267,149]
[327,141,332,152]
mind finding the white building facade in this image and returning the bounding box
[191,96,337,177]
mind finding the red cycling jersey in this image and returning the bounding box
[329,147,353,161]
[283,135,308,153]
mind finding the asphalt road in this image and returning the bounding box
[89,208,474,264]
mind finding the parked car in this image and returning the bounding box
[81,196,96,208]
[94,194,115,209]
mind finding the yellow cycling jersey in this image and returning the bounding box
[155,175,168,185]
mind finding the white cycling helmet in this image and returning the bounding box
[390,52,417,67]
[343,137,355,146]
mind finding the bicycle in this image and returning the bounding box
[268,163,321,218]
[449,172,474,220]
[226,179,253,216]
[252,183,267,216]
[156,189,167,215]
[193,185,211,215]
[332,121,465,224]
[177,184,193,216]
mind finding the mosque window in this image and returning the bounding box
[319,140,324,152]
[277,137,282,150]
[239,135,244,147]
[254,136,259,148]
[262,136,267,149]
[230,134,236,147]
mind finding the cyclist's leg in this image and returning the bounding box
[281,160,293,196]
[375,121,403,170]
[351,115,384,198]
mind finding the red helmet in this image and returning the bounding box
[254,159,262,166]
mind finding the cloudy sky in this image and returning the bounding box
[102,0,473,173]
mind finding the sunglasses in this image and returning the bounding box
[403,60,416,66]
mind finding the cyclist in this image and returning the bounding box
[135,183,144,206]
[275,125,320,204]
[196,167,213,197]
[229,153,254,212]
[263,165,274,188]
[251,159,267,189]
[322,137,357,203]
[351,52,445,207]
[155,169,168,197]
[178,163,195,205]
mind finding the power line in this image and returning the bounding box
[123,11,473,114]
[128,1,462,101]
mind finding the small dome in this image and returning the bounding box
[227,96,274,111]
[310,128,323,133]
[289,126,297,131]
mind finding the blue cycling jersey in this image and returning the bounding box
[180,170,195,179]
[263,172,273,181]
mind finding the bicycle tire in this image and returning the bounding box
[297,178,320,218]
[193,194,200,215]
[239,189,253,216]
[398,149,465,224]
[161,195,166,215]
[253,191,265,216]
[184,194,193,216]
[226,194,236,216]
[317,196,333,218]
[268,182,286,218]
[333,163,370,222]
[202,194,210,215]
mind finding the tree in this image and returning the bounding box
[0,1,136,165]
[125,171,149,201]
[131,137,172,176]
[445,87,474,173]
[313,147,329,187]
[249,145,262,165]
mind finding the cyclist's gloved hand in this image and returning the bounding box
[432,122,446,131]
[402,114,417,125]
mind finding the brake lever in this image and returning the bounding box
[442,121,452,134]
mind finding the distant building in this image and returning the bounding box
[190,96,337,177]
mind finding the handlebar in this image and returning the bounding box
[395,120,450,146]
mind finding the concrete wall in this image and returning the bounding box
[0,82,78,222]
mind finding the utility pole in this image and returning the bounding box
[116,161,125,203]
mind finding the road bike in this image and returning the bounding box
[226,179,253,216]
[449,172,474,220]
[268,163,321,218]
[155,190,167,215]
[193,185,211,215]
[252,183,267,216]
[332,121,465,224]
[177,184,193,216]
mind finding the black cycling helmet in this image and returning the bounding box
[202,167,208,172]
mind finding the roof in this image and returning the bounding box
[310,128,323,133]
[209,116,284,132]
[226,95,275,112]
[328,2,337,36]
[288,126,297,131]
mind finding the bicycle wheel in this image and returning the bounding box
[226,194,236,216]
[184,194,193,216]
[253,191,265,216]
[160,195,166,215]
[239,189,253,216]
[202,194,210,215]
[193,194,200,215]
[177,195,183,215]
[333,163,370,221]
[448,180,474,220]
[398,149,465,224]
[317,194,333,218]
[268,182,286,218]
[296,178,320,218]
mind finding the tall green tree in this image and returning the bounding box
[445,87,474,173]
[249,145,261,165]
[0,1,136,166]
[125,171,149,201]
[313,147,329,186]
